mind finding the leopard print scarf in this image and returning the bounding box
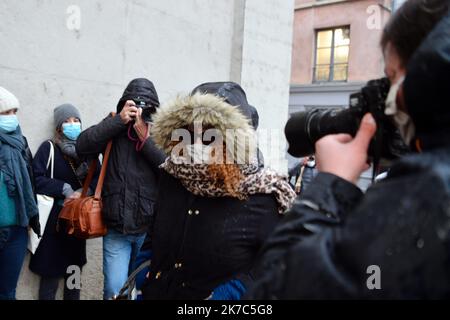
[161,157,296,214]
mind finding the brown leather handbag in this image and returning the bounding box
[57,140,113,239]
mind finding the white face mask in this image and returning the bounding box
[384,76,415,145]
[185,144,213,164]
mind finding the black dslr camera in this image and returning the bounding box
[285,77,410,164]
[133,96,156,123]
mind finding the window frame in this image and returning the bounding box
[313,25,350,83]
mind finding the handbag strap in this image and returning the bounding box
[80,112,116,199]
[46,140,55,179]
[94,140,113,199]
[81,160,97,198]
[80,140,113,199]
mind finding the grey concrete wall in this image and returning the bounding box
[240,0,295,172]
[0,0,236,154]
[0,0,294,299]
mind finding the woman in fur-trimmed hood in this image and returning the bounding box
[142,84,295,300]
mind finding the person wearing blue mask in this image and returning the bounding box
[0,86,40,300]
[29,103,100,300]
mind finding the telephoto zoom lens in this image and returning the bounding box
[285,107,362,157]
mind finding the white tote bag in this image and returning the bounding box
[28,141,55,254]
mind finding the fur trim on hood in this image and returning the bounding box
[151,93,257,164]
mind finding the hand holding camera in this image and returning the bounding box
[134,107,151,143]
[285,77,411,181]
[120,100,138,124]
[315,113,376,184]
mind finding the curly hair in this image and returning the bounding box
[207,162,245,200]
[207,143,245,199]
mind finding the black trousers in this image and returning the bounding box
[39,274,81,300]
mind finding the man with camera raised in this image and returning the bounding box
[247,0,450,299]
[76,78,165,299]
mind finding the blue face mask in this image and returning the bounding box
[62,122,82,140]
[0,115,19,133]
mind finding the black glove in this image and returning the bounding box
[29,214,41,238]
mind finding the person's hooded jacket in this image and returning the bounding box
[246,11,450,299]
[76,78,165,234]
[191,82,259,130]
[141,92,293,300]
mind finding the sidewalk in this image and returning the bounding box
[16,238,103,300]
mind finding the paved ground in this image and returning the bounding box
[16,238,103,300]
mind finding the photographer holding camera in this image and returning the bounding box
[76,78,165,299]
[247,0,450,299]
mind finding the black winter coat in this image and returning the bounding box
[246,146,450,299]
[29,141,100,277]
[142,170,282,300]
[76,114,165,234]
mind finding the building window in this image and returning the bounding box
[313,26,350,82]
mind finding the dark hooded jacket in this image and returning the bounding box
[116,78,160,112]
[76,79,165,234]
[142,92,282,300]
[191,82,259,130]
[246,12,450,299]
[138,82,264,257]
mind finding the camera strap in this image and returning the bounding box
[371,118,384,182]
[127,123,149,152]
